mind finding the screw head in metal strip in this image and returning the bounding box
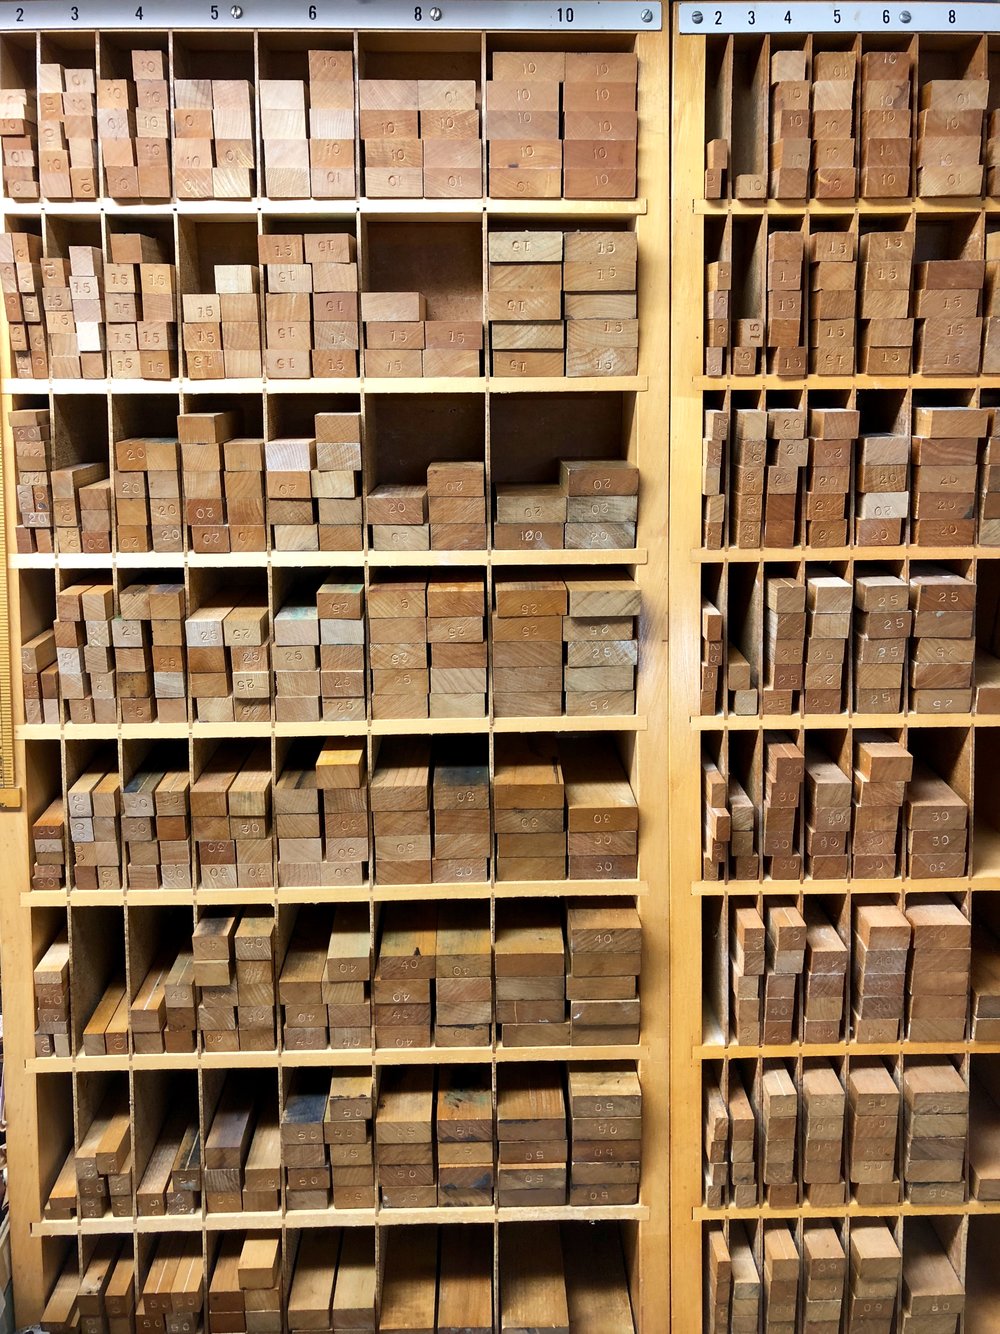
[429,5,443,17]
[900,8,912,18]
[641,8,654,19]
[691,8,704,21]
[230,4,243,16]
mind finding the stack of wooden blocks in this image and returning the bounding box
[31,800,65,890]
[854,735,912,877]
[185,597,271,723]
[0,85,38,201]
[706,1230,733,1331]
[21,627,57,724]
[902,1220,966,1328]
[853,574,909,712]
[437,580,487,720]
[192,912,277,1052]
[55,584,115,722]
[704,249,731,377]
[497,1068,566,1206]
[273,581,362,722]
[807,407,856,547]
[359,77,481,199]
[917,72,987,197]
[728,1079,757,1210]
[105,233,177,379]
[567,899,640,1044]
[436,904,491,1044]
[704,1086,728,1208]
[208,1235,283,1333]
[972,931,1000,1041]
[39,62,97,200]
[702,406,727,547]
[43,243,106,377]
[437,1069,493,1205]
[376,1068,435,1207]
[802,902,848,1039]
[803,572,851,712]
[360,290,482,377]
[912,406,985,547]
[289,905,370,1047]
[181,265,261,379]
[701,755,731,877]
[375,905,435,1048]
[328,1074,376,1207]
[768,50,809,198]
[75,1087,132,1220]
[494,457,639,551]
[279,1075,344,1210]
[261,52,356,199]
[802,1065,846,1206]
[432,759,489,881]
[260,232,359,379]
[563,739,638,880]
[114,435,183,554]
[766,229,805,376]
[43,1240,133,1324]
[97,51,171,199]
[563,576,639,715]
[11,407,52,550]
[138,1238,204,1318]
[860,51,912,198]
[853,904,911,1043]
[494,738,566,881]
[908,569,975,713]
[1,240,47,376]
[902,1063,968,1202]
[371,738,431,885]
[809,230,856,374]
[848,1066,900,1205]
[495,902,567,1047]
[202,1077,272,1211]
[568,1065,641,1205]
[763,576,805,713]
[191,745,272,889]
[314,742,370,890]
[367,581,426,720]
[700,598,722,714]
[763,1228,800,1329]
[730,906,764,1044]
[488,229,638,377]
[112,580,184,723]
[288,1232,375,1330]
[128,957,172,1054]
[915,238,984,376]
[178,409,262,554]
[858,229,913,373]
[905,901,970,1039]
[493,579,565,717]
[728,410,766,548]
[764,903,806,1044]
[761,738,804,878]
[812,52,857,199]
[173,77,254,198]
[427,460,487,550]
[33,933,70,1058]
[486,51,637,199]
[52,462,111,553]
[122,759,191,890]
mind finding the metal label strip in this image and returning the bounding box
[0,0,661,31]
[679,0,990,33]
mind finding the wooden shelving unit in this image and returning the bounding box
[0,9,669,1329]
[670,10,1000,1329]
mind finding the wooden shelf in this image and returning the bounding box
[33,1201,649,1239]
[23,879,648,909]
[27,1042,647,1075]
[694,545,994,562]
[3,374,647,396]
[694,196,1000,215]
[1,195,648,220]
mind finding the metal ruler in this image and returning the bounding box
[679,0,1000,32]
[0,0,661,31]
[0,422,18,808]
